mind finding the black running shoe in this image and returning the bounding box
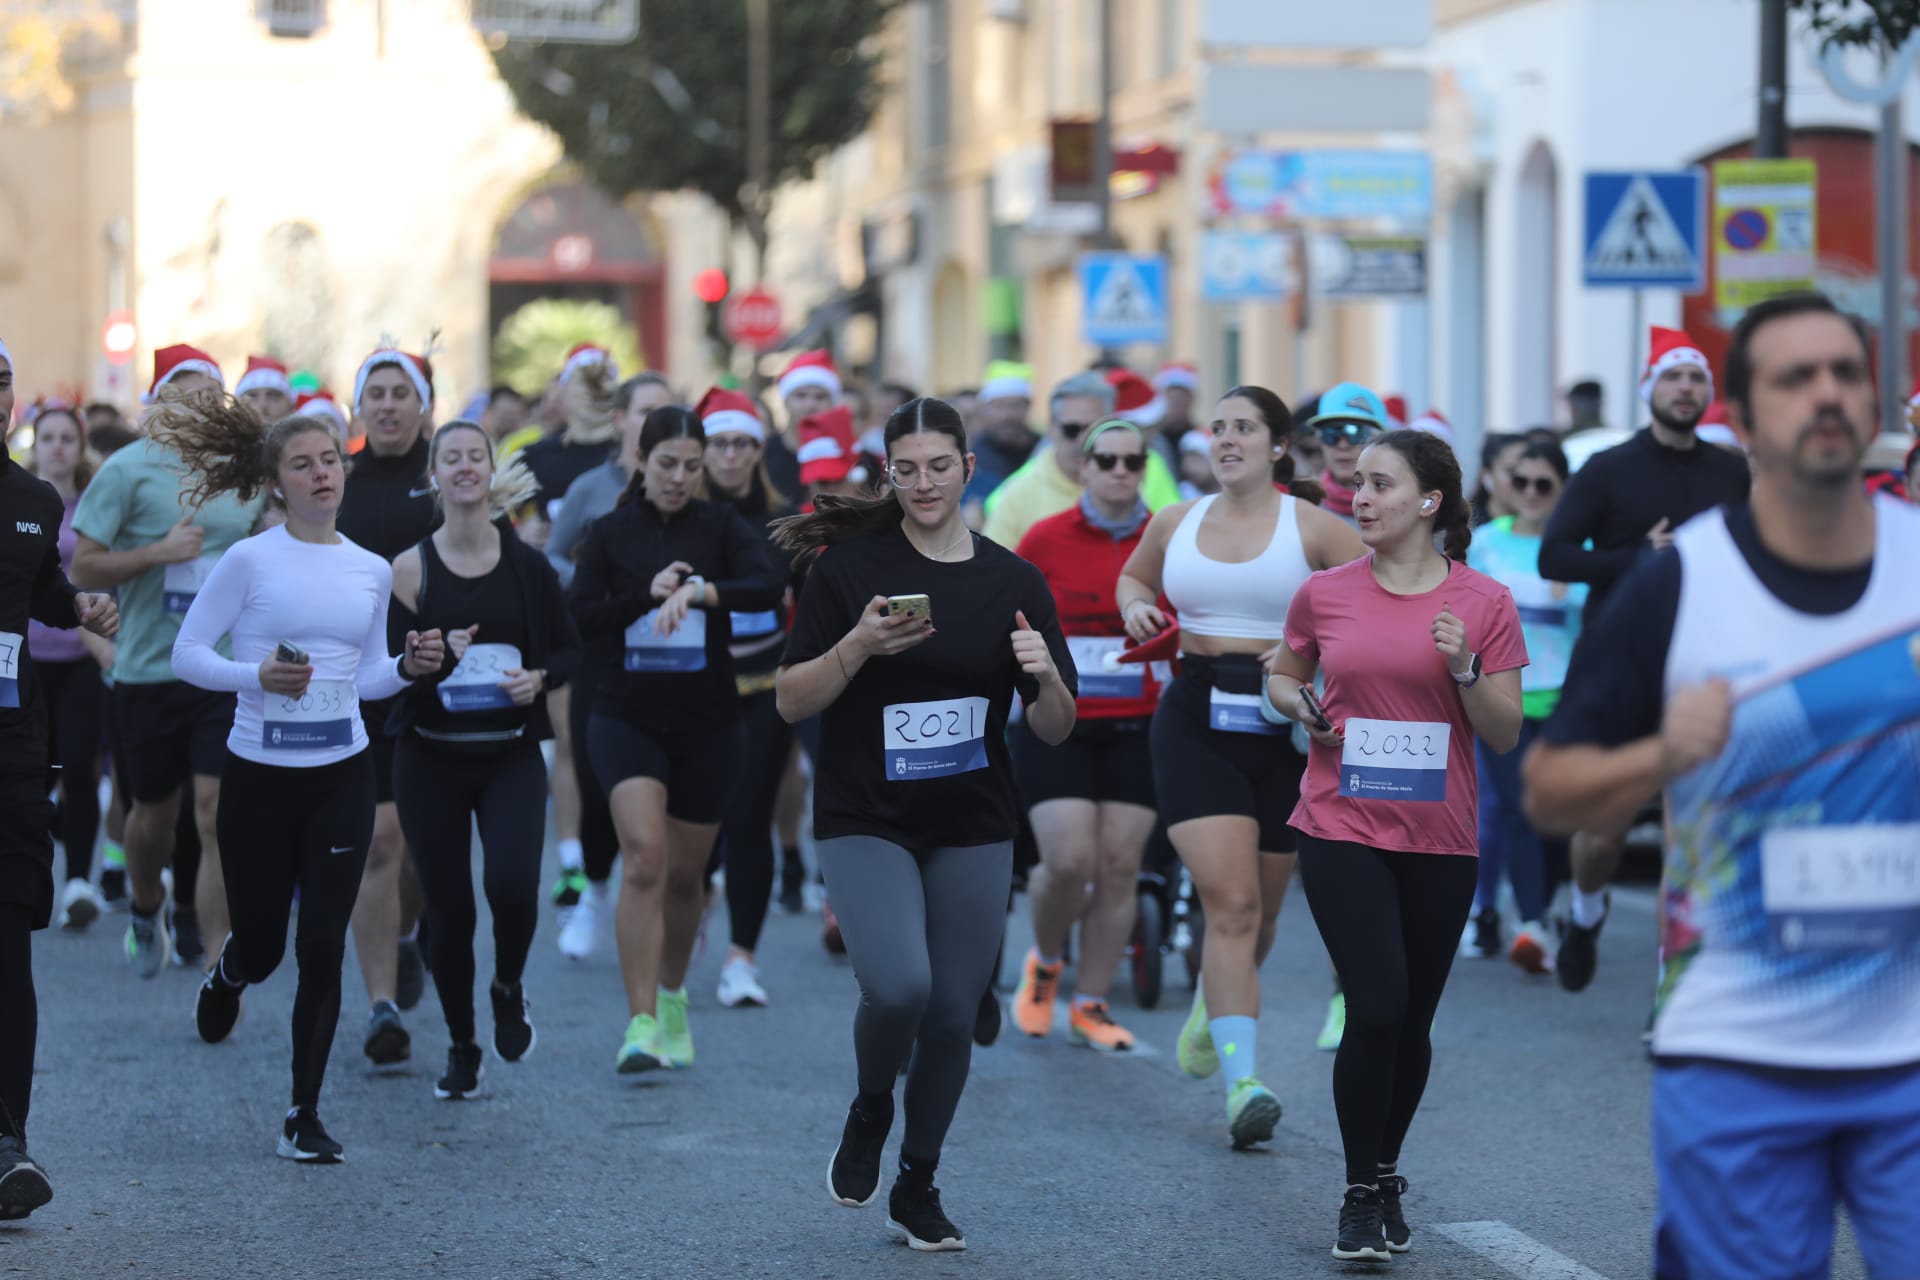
[1378,1174,1411,1253]
[973,984,1001,1048]
[363,1000,411,1065]
[1462,905,1500,959]
[779,854,805,915]
[1333,1186,1392,1262]
[99,867,128,910]
[1556,898,1609,993]
[171,905,205,968]
[887,1178,965,1252]
[434,1044,485,1100]
[195,953,244,1044]
[276,1109,343,1163]
[490,981,536,1063]
[395,938,426,1012]
[0,1136,52,1220]
[828,1094,893,1208]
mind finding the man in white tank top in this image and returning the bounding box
[1523,293,1920,1280]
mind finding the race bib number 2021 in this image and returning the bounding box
[883,697,990,781]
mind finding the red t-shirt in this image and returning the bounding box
[1284,556,1527,856]
[1015,504,1161,720]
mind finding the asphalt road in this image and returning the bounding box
[5,843,1870,1280]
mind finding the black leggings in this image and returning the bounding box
[394,736,548,1045]
[39,658,103,883]
[216,750,376,1111]
[569,666,619,885]
[1295,831,1478,1186]
[0,903,33,1141]
[713,686,790,953]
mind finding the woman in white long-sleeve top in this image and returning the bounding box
[155,394,445,1163]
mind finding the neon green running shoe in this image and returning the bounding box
[1226,1077,1282,1149]
[1177,987,1218,1079]
[617,1014,665,1075]
[551,868,589,908]
[1316,992,1346,1052]
[658,988,694,1068]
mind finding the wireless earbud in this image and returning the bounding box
[429,477,440,492]
[1422,500,1434,512]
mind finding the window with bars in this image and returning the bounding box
[256,0,326,38]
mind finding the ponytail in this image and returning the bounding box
[1441,497,1473,562]
[770,492,904,569]
[146,386,344,511]
[1368,428,1472,562]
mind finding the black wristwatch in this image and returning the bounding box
[1451,652,1483,689]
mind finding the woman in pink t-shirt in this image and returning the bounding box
[1266,429,1526,1263]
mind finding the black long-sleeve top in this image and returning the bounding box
[1539,428,1750,625]
[568,495,783,729]
[0,453,82,770]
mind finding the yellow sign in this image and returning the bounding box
[1712,158,1818,311]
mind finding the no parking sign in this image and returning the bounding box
[1712,158,1818,312]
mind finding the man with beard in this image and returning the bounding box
[1538,326,1750,993]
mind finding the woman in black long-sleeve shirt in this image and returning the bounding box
[568,407,784,1075]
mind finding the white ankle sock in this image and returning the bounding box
[1572,888,1608,928]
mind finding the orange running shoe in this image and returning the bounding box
[1509,921,1555,976]
[1012,949,1062,1038]
[1068,999,1136,1052]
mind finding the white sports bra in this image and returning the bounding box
[1162,494,1313,640]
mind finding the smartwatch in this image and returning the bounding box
[683,574,706,597]
[1451,653,1483,688]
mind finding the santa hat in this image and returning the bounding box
[1409,408,1454,445]
[1641,326,1713,403]
[1106,369,1166,427]
[778,350,842,404]
[294,390,349,430]
[146,344,224,402]
[695,386,765,443]
[354,347,433,414]
[797,405,867,487]
[1179,429,1211,456]
[562,343,617,384]
[1384,395,1410,430]
[1153,362,1199,393]
[235,355,292,399]
[980,361,1034,404]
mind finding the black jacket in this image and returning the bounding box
[0,453,81,771]
[385,523,581,743]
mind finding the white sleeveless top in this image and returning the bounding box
[1162,493,1313,640]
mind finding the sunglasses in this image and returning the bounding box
[1508,472,1559,496]
[1058,421,1091,441]
[1316,421,1381,447]
[1089,451,1147,473]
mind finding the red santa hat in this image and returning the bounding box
[1383,395,1410,430]
[562,342,617,384]
[1640,326,1713,403]
[145,343,224,402]
[796,406,867,487]
[778,350,842,404]
[235,355,292,399]
[695,386,765,443]
[1409,408,1453,445]
[293,390,349,430]
[1106,369,1166,428]
[1152,362,1199,393]
[353,346,433,414]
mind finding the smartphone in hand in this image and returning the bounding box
[1299,685,1333,732]
[275,640,308,666]
[885,594,933,625]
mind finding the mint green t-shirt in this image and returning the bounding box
[72,438,264,685]
[1465,516,1586,720]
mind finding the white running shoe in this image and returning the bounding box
[58,878,105,931]
[717,955,768,1008]
[558,882,608,961]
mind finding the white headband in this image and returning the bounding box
[702,409,765,443]
[354,351,432,414]
[1641,348,1713,404]
[980,375,1032,403]
[1154,367,1198,392]
[144,359,225,404]
[796,435,846,464]
[779,366,841,403]
[236,367,292,398]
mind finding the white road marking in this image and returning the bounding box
[1435,1221,1613,1280]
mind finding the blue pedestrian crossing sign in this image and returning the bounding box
[1079,253,1169,346]
[1583,171,1706,291]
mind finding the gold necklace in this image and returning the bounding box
[915,525,974,562]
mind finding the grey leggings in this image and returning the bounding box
[816,835,1013,1166]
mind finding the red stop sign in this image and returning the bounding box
[724,288,783,349]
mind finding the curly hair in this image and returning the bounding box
[145,384,346,511]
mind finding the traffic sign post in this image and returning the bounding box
[724,288,783,351]
[1079,253,1169,347]
[1582,171,1705,427]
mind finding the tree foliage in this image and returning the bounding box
[491,299,645,398]
[492,0,897,233]
[0,1,126,119]
[1788,0,1920,50]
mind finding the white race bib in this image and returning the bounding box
[438,643,523,713]
[1209,687,1282,735]
[730,610,780,639]
[163,555,219,616]
[1762,824,1920,952]
[1068,635,1142,701]
[883,696,990,781]
[1339,718,1451,801]
[0,630,20,709]
[262,679,356,751]
[624,608,707,673]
